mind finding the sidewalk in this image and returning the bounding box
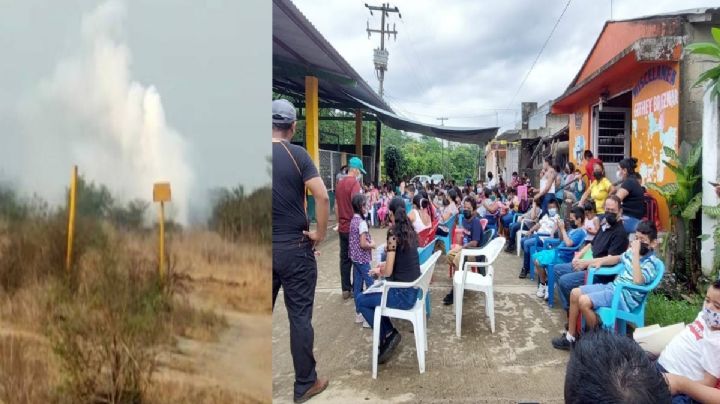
[273,227,570,403]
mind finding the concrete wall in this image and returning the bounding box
[701,89,719,276]
[680,20,717,145]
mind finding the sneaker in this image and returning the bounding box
[519,268,528,279]
[355,313,364,324]
[362,320,371,328]
[443,291,454,306]
[378,329,401,364]
[535,284,544,298]
[294,377,330,403]
[551,334,573,351]
[543,285,549,300]
[342,291,351,300]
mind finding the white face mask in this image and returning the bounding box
[548,208,558,217]
[616,170,622,179]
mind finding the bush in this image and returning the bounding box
[0,336,52,404]
[208,185,270,243]
[645,293,702,327]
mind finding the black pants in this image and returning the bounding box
[272,242,318,399]
[338,232,352,292]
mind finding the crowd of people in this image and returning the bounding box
[272,99,719,403]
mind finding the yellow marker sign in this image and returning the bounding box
[153,182,171,280]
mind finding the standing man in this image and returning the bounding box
[335,156,365,299]
[272,99,329,403]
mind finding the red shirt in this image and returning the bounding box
[336,176,362,233]
[585,158,603,182]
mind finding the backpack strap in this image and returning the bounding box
[273,139,310,238]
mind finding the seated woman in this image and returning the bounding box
[407,194,432,234]
[531,206,586,300]
[501,188,520,236]
[519,198,560,279]
[357,197,422,365]
[505,197,543,253]
[578,160,613,220]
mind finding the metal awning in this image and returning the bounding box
[273,0,391,112]
[349,94,499,145]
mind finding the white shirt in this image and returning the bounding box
[659,311,720,381]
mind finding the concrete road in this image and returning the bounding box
[273,227,570,403]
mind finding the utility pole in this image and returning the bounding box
[437,117,448,179]
[365,3,401,99]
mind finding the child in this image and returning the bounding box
[660,279,720,403]
[519,198,560,279]
[349,193,375,327]
[552,220,662,350]
[583,202,600,244]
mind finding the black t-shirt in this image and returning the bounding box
[619,178,645,219]
[591,221,629,258]
[272,140,319,244]
[386,228,421,283]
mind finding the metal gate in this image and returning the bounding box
[319,149,374,191]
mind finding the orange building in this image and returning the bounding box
[551,8,720,231]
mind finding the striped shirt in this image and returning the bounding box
[613,250,661,311]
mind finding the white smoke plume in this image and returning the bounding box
[16,0,193,224]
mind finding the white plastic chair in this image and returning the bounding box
[454,237,506,336]
[516,219,532,256]
[371,250,441,379]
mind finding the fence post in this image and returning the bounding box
[65,165,78,272]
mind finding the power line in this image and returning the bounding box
[365,2,401,98]
[505,0,572,109]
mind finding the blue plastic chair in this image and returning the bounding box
[436,214,457,255]
[483,213,499,236]
[586,259,665,335]
[417,239,438,317]
[535,238,585,308]
[525,233,552,281]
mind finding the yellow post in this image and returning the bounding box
[65,165,78,272]
[305,76,320,168]
[153,182,171,280]
[355,109,363,156]
[158,201,165,280]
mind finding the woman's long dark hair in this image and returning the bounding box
[389,197,417,251]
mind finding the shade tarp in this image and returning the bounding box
[348,94,499,145]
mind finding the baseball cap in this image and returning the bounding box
[348,157,366,174]
[272,99,296,124]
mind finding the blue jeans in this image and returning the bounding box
[357,287,418,344]
[353,262,373,312]
[508,221,522,246]
[622,215,640,234]
[554,263,584,311]
[501,212,516,229]
[522,235,544,271]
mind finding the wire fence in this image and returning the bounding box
[319,149,374,191]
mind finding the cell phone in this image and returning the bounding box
[709,181,720,187]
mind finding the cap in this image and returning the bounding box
[348,156,366,174]
[272,99,296,124]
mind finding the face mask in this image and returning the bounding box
[463,209,472,219]
[594,171,603,179]
[616,170,622,179]
[548,208,558,217]
[639,242,651,256]
[570,220,578,229]
[702,306,720,328]
[605,212,618,226]
[490,195,496,202]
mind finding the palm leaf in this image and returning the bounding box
[704,204,720,219]
[662,161,685,179]
[692,65,720,87]
[699,234,712,241]
[713,27,720,46]
[685,42,720,59]
[682,193,703,219]
[647,182,678,200]
[662,146,679,162]
[686,142,702,169]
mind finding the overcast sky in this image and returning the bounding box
[0,0,269,221]
[294,0,713,131]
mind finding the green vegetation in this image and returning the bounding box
[685,26,720,98]
[647,142,703,291]
[208,185,271,244]
[645,293,703,327]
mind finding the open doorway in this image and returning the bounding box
[591,91,632,184]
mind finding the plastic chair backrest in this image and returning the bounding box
[459,237,505,282]
[417,239,437,264]
[479,218,488,230]
[480,229,495,247]
[417,251,441,298]
[632,258,665,310]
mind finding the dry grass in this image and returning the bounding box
[0,335,57,404]
[146,381,264,404]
